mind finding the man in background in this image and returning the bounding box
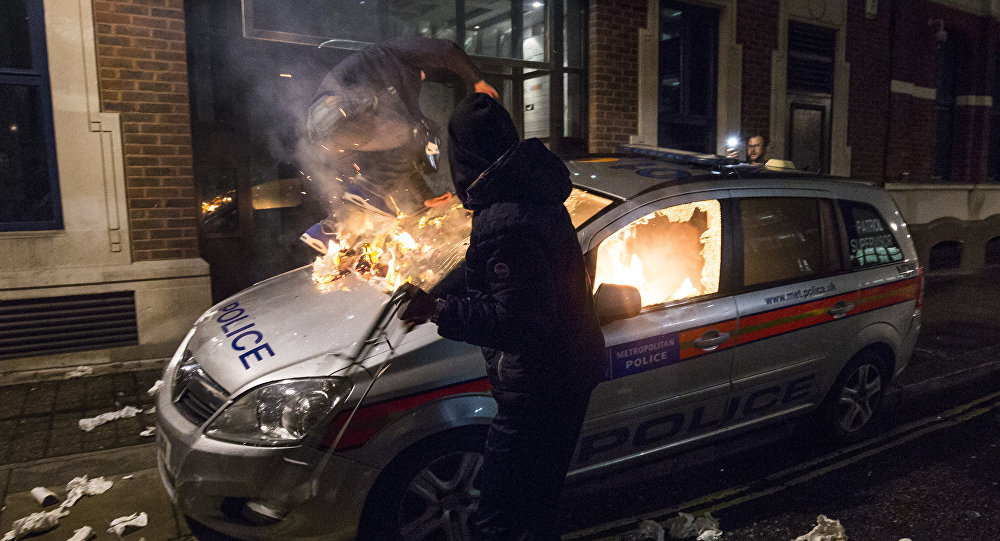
[746,134,769,165]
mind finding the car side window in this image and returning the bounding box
[593,199,722,307]
[741,197,840,287]
[840,200,904,268]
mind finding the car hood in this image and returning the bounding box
[186,266,392,393]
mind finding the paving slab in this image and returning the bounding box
[0,467,189,541]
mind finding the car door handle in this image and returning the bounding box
[827,301,855,318]
[694,330,730,351]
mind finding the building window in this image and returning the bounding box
[657,0,718,153]
[0,0,61,231]
[932,35,958,181]
[240,0,586,152]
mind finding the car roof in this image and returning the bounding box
[565,145,876,202]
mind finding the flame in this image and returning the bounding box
[309,188,613,295]
[311,203,472,293]
[593,200,721,305]
[200,193,234,215]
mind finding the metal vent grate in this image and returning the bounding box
[0,291,139,360]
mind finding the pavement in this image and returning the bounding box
[0,271,998,541]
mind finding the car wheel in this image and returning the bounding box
[819,351,888,442]
[357,427,487,541]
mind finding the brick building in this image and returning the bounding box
[0,0,210,379]
[3,0,999,376]
[588,0,1000,273]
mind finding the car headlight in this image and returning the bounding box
[205,378,352,446]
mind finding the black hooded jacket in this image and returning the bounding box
[435,138,607,389]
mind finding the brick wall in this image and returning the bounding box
[588,0,646,153]
[846,0,893,182]
[92,0,199,261]
[736,0,779,139]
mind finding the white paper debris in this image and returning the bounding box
[67,525,95,541]
[78,406,141,432]
[144,406,156,415]
[697,529,723,541]
[107,512,148,537]
[792,515,847,541]
[64,366,94,379]
[147,380,163,396]
[139,426,156,437]
[621,519,664,541]
[122,475,134,480]
[29,486,59,506]
[1,507,68,541]
[64,476,114,508]
[664,512,722,539]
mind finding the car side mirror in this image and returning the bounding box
[593,283,642,325]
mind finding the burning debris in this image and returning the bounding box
[311,202,472,293]
[310,188,609,294]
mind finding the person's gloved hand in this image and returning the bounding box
[398,286,439,331]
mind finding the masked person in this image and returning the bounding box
[400,93,606,540]
[301,37,498,252]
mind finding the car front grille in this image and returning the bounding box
[172,352,228,426]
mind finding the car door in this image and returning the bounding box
[729,192,860,423]
[571,192,738,471]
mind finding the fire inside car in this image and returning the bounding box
[593,199,721,306]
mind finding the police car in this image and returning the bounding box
[156,145,922,540]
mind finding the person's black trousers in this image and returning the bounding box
[473,356,594,541]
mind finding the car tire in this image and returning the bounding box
[817,350,889,442]
[356,427,488,541]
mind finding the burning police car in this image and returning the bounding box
[156,146,922,540]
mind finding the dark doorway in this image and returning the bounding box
[786,21,835,174]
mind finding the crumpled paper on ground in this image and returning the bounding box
[0,477,113,541]
[64,366,94,379]
[147,380,163,396]
[78,406,141,432]
[621,519,664,541]
[0,508,68,540]
[664,512,722,540]
[139,426,156,437]
[67,525,94,541]
[792,515,847,541]
[107,512,147,537]
[64,476,114,507]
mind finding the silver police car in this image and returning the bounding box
[157,147,922,540]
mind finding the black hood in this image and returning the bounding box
[448,93,520,204]
[461,138,572,211]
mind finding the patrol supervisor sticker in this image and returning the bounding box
[608,333,681,378]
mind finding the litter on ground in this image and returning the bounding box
[792,515,848,541]
[64,366,94,379]
[147,380,163,396]
[664,512,722,540]
[78,406,141,432]
[107,512,148,537]
[66,525,95,541]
